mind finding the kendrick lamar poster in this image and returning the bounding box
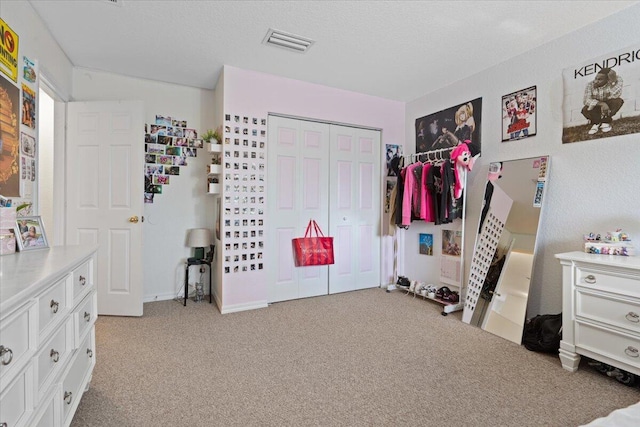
[562,44,640,143]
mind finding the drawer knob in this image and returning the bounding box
[624,346,639,358]
[50,299,59,313]
[64,391,73,404]
[79,275,86,286]
[1,422,7,427]
[625,312,640,323]
[0,345,13,366]
[584,274,596,284]
[87,348,93,358]
[50,349,60,363]
[84,311,91,322]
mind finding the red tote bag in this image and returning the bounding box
[292,220,335,266]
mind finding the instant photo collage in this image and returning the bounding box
[144,114,203,203]
[221,113,267,275]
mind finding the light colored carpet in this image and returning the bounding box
[71,288,639,426]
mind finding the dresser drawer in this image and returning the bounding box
[37,276,70,341]
[576,322,640,369]
[576,289,640,334]
[0,363,33,427]
[575,266,640,297]
[0,302,36,383]
[35,317,73,400]
[62,330,95,426]
[74,292,97,346]
[30,385,59,427]
[71,259,93,305]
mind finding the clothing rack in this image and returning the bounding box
[397,144,467,315]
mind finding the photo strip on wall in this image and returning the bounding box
[221,113,267,274]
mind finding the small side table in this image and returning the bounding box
[184,258,212,306]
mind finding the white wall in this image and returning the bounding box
[406,4,640,316]
[72,68,216,301]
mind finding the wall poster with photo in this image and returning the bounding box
[15,215,48,251]
[502,86,537,141]
[385,143,402,177]
[419,233,433,255]
[415,97,482,154]
[562,43,640,143]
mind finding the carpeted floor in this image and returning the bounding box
[71,288,639,426]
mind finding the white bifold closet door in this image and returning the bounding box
[267,116,381,303]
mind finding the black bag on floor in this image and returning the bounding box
[522,313,562,353]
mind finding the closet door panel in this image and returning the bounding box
[267,116,330,302]
[329,126,381,293]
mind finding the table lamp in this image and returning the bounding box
[186,228,212,260]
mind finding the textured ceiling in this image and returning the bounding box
[28,0,637,102]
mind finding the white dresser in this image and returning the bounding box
[556,251,640,376]
[0,245,98,427]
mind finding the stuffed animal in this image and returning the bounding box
[450,142,474,199]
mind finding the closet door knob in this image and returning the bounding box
[50,299,59,313]
[584,274,596,284]
[50,349,60,363]
[624,346,639,358]
[0,345,13,365]
[87,348,93,358]
[64,391,73,404]
[84,311,91,322]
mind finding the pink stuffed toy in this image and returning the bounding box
[450,142,474,199]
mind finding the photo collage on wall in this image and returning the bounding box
[221,113,267,274]
[143,114,203,203]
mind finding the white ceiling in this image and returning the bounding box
[28,0,637,102]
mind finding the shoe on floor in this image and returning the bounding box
[600,123,612,132]
[588,124,599,135]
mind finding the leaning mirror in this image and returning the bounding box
[462,156,550,344]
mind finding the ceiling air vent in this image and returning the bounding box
[262,29,314,53]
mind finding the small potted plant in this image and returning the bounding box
[202,126,222,144]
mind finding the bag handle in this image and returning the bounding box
[304,219,326,237]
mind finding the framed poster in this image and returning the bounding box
[0,73,21,197]
[415,97,482,154]
[562,43,640,143]
[502,86,537,141]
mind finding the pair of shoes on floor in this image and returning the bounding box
[588,123,612,135]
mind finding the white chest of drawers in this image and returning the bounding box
[0,245,98,427]
[555,251,640,375]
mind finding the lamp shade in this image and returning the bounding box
[186,228,212,248]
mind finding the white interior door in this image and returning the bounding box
[329,126,381,293]
[66,101,144,316]
[267,116,330,302]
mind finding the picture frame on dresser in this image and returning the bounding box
[15,215,49,251]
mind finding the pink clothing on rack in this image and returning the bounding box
[421,163,435,222]
[401,162,420,226]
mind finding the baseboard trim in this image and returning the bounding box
[220,300,268,314]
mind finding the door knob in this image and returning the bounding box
[129,216,139,223]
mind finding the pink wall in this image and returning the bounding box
[221,66,405,311]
